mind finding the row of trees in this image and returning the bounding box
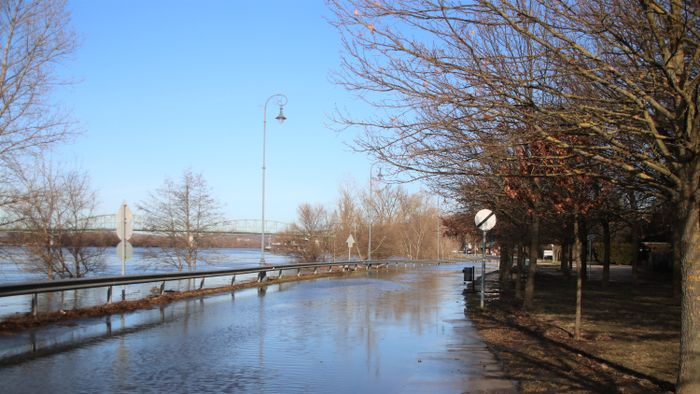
[277,183,457,262]
[329,0,699,390]
[2,163,456,277]
[0,165,225,278]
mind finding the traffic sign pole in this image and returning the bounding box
[116,201,134,301]
[482,230,486,309]
[475,209,497,310]
[346,234,355,261]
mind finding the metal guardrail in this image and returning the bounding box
[0,259,460,317]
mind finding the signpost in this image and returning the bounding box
[475,209,497,309]
[346,234,355,260]
[116,202,134,301]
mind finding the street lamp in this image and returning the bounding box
[436,196,441,261]
[260,93,287,265]
[368,162,382,261]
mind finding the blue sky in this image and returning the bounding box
[52,1,389,223]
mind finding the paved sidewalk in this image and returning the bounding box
[403,268,518,393]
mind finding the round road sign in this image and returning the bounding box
[475,209,497,231]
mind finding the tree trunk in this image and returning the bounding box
[573,214,584,340]
[578,215,588,281]
[677,165,700,393]
[601,216,611,288]
[524,215,540,310]
[630,219,640,286]
[515,242,524,301]
[499,241,512,293]
[561,243,569,276]
[627,191,641,286]
[673,222,682,299]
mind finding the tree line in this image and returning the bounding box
[277,182,457,263]
[328,0,699,391]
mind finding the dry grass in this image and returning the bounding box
[466,265,679,393]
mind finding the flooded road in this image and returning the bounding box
[0,264,515,393]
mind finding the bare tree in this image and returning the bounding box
[278,203,331,262]
[137,169,223,272]
[331,185,365,259]
[328,182,451,261]
[395,191,436,260]
[0,0,76,235]
[5,157,105,279]
[0,0,76,162]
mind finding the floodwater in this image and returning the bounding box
[0,247,293,283]
[0,248,294,319]
[0,263,515,393]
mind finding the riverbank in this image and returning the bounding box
[465,264,678,393]
[0,268,356,333]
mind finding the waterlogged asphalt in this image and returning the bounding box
[0,264,516,393]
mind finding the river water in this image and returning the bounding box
[0,248,294,319]
[0,263,515,393]
[0,247,293,283]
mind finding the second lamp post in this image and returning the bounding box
[368,162,382,261]
[260,94,287,265]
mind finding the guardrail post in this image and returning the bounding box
[328,265,332,272]
[297,268,302,277]
[159,281,166,295]
[313,267,318,275]
[107,286,113,304]
[199,278,205,290]
[231,275,236,285]
[31,293,38,318]
[278,269,283,279]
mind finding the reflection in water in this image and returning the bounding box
[0,263,512,393]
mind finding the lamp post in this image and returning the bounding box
[368,162,382,261]
[260,94,287,265]
[436,196,441,261]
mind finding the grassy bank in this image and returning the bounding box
[466,265,679,393]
